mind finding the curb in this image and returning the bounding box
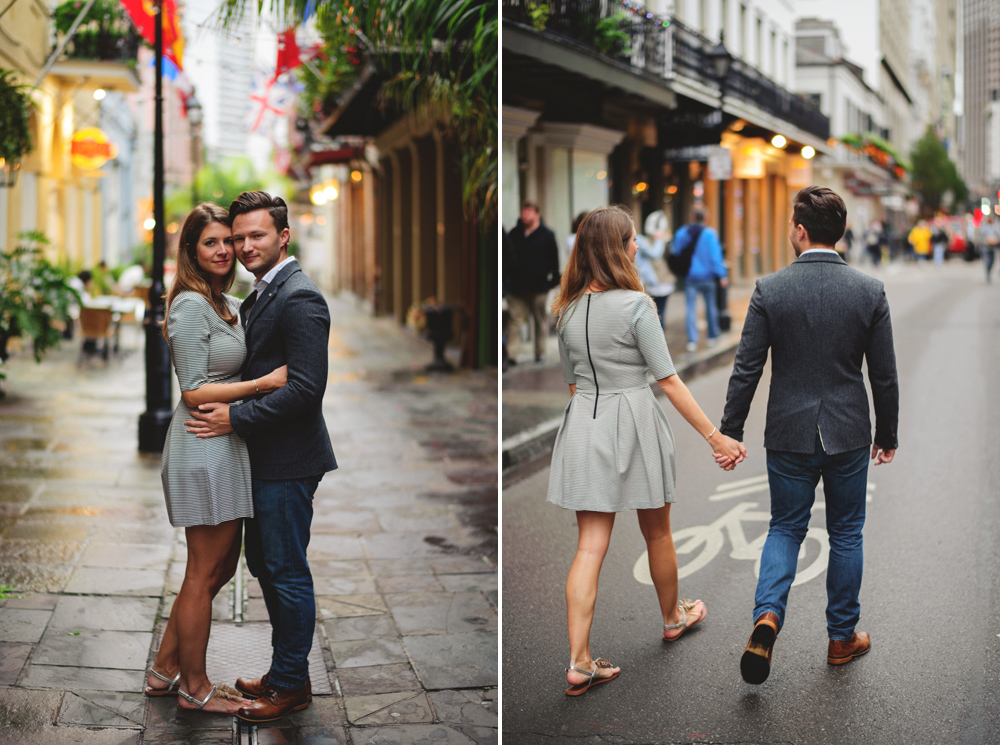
[501,335,741,475]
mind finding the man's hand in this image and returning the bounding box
[871,445,895,465]
[714,442,747,471]
[184,402,233,439]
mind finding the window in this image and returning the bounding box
[756,16,763,68]
[740,4,747,58]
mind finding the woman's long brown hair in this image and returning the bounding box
[162,203,238,339]
[551,205,643,325]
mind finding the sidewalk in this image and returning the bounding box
[502,281,756,473]
[0,295,497,744]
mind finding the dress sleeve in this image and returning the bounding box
[166,293,212,392]
[630,294,675,380]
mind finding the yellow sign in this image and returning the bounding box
[70,128,118,170]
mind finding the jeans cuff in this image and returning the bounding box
[267,672,308,690]
[828,633,854,642]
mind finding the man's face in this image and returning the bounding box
[789,216,804,255]
[232,209,288,279]
[521,207,540,229]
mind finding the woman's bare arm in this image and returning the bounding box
[657,373,745,464]
[181,366,287,408]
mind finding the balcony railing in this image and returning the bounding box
[61,27,140,64]
[503,0,830,141]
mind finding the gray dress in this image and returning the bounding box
[160,291,253,527]
[546,290,677,511]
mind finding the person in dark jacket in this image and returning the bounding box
[505,202,561,363]
[718,186,898,685]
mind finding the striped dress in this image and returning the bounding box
[160,291,253,527]
[546,290,678,511]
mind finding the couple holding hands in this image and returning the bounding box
[144,191,336,722]
[547,186,899,694]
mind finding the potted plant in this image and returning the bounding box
[0,68,32,187]
[0,232,80,396]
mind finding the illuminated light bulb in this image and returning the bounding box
[771,135,787,148]
[801,146,816,159]
[143,218,155,230]
[93,89,107,101]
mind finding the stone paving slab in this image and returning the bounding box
[0,608,52,642]
[328,637,408,668]
[334,663,422,696]
[49,596,159,632]
[403,632,498,689]
[349,723,488,744]
[344,690,434,725]
[0,643,31,684]
[20,665,144,692]
[57,691,146,728]
[63,567,166,596]
[322,615,399,643]
[32,628,152,669]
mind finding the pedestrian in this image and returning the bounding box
[863,221,882,265]
[717,186,898,685]
[908,220,931,263]
[563,211,589,269]
[931,220,948,266]
[977,213,1000,282]
[635,233,674,329]
[671,208,728,352]
[148,203,289,714]
[546,205,745,697]
[842,223,854,261]
[185,191,337,722]
[505,202,561,363]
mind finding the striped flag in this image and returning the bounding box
[118,0,185,69]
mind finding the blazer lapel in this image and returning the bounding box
[244,263,302,332]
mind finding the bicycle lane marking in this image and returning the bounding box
[632,478,875,585]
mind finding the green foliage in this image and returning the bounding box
[910,126,967,215]
[53,0,126,34]
[0,232,80,375]
[295,6,367,118]
[165,157,287,225]
[0,586,16,600]
[526,1,549,30]
[0,69,32,162]
[594,12,632,57]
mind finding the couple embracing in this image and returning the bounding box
[144,191,335,721]
[547,186,898,694]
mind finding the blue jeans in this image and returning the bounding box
[244,476,322,689]
[684,279,719,344]
[755,436,869,641]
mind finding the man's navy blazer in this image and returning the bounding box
[230,261,337,480]
[720,251,899,455]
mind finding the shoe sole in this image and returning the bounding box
[235,700,311,722]
[741,623,776,685]
[828,644,870,665]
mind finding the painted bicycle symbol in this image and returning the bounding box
[633,474,875,587]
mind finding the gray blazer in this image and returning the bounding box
[720,251,898,455]
[229,261,337,480]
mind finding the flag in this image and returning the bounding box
[118,0,185,69]
[248,68,297,134]
[274,28,302,81]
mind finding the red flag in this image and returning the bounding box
[274,28,302,80]
[118,0,184,69]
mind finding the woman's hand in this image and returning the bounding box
[260,365,288,392]
[709,432,746,471]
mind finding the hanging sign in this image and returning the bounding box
[707,145,733,180]
[70,128,118,170]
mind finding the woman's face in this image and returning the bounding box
[625,227,638,262]
[196,222,234,285]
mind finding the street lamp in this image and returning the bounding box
[706,33,734,101]
[138,0,172,453]
[187,93,203,204]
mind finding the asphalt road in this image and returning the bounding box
[502,259,1000,745]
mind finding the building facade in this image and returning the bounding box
[959,0,1000,200]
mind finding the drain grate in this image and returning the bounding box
[205,623,333,695]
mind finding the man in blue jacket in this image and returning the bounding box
[673,208,728,352]
[185,191,336,721]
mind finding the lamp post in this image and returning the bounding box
[705,34,734,331]
[138,0,172,452]
[187,93,202,205]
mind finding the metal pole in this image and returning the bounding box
[138,0,172,452]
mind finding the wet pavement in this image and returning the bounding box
[502,281,755,475]
[0,295,497,744]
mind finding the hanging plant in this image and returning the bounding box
[0,68,32,167]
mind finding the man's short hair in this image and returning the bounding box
[691,208,707,224]
[521,201,541,213]
[792,186,847,246]
[229,191,289,234]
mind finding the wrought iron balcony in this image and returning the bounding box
[503,0,830,141]
[61,27,140,64]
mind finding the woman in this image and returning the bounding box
[547,206,745,696]
[144,204,287,714]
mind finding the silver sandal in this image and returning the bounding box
[565,657,620,696]
[177,684,243,711]
[663,598,707,642]
[144,667,181,697]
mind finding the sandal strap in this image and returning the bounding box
[177,686,216,708]
[664,604,687,631]
[148,667,181,691]
[566,664,597,680]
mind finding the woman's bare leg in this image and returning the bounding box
[565,511,619,687]
[151,519,249,713]
[638,505,705,636]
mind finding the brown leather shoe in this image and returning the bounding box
[235,672,268,699]
[827,631,871,665]
[740,612,780,685]
[236,679,311,722]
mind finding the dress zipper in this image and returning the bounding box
[585,294,599,419]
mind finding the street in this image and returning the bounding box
[502,259,1000,744]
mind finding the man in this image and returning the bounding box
[672,208,728,352]
[719,186,898,685]
[505,202,560,364]
[186,191,337,720]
